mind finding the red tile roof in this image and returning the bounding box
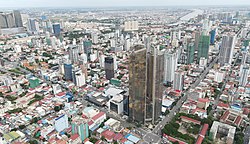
[113,133,123,141]
[56,92,66,97]
[235,116,242,126]
[196,124,209,144]
[192,108,206,114]
[196,136,204,144]
[95,140,104,144]
[101,130,115,141]
[92,112,105,121]
[70,133,79,141]
[163,134,187,144]
[119,138,127,143]
[217,102,229,109]
[88,120,94,126]
[198,98,210,103]
[56,140,67,144]
[180,116,201,125]
[243,108,250,115]
[200,124,209,137]
[82,114,88,119]
[99,87,105,91]
[220,110,230,121]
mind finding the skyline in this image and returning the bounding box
[0,0,250,8]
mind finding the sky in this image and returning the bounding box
[0,0,250,7]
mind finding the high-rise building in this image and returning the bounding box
[73,68,86,87]
[124,21,139,31]
[219,35,236,66]
[129,45,164,124]
[71,118,89,142]
[124,38,131,51]
[64,62,73,81]
[52,23,61,36]
[164,50,177,84]
[13,10,23,27]
[91,33,98,44]
[0,13,8,29]
[173,71,184,91]
[83,40,92,60]
[241,28,248,38]
[194,31,201,51]
[54,114,69,132]
[27,18,39,33]
[69,45,79,64]
[210,29,216,45]
[202,19,211,35]
[0,11,23,29]
[198,35,210,61]
[242,51,248,65]
[5,13,15,28]
[239,65,249,86]
[187,43,195,64]
[104,57,115,80]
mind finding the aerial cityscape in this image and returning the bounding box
[0,0,250,144]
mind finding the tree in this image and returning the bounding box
[100,122,104,128]
[29,140,38,144]
[89,137,98,143]
[10,128,17,131]
[127,127,132,130]
[234,132,244,144]
[19,125,26,129]
[54,106,61,112]
[163,110,170,116]
[68,117,72,122]
[101,136,105,141]
[218,82,224,89]
[207,105,212,114]
[201,116,214,127]
[64,132,70,138]
[30,117,39,124]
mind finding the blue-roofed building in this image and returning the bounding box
[124,140,134,144]
[124,134,140,143]
[65,92,74,102]
[231,104,242,111]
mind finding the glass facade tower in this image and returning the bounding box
[129,45,164,124]
[198,35,210,61]
[187,43,195,64]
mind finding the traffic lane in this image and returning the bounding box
[144,133,161,144]
[152,57,217,134]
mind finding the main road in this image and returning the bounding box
[143,56,219,143]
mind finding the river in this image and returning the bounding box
[180,9,204,21]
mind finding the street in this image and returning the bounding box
[244,126,250,144]
[143,55,219,143]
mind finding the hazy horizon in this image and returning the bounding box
[0,0,250,8]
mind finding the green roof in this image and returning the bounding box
[9,131,20,139]
[3,133,12,141]
[3,131,20,142]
